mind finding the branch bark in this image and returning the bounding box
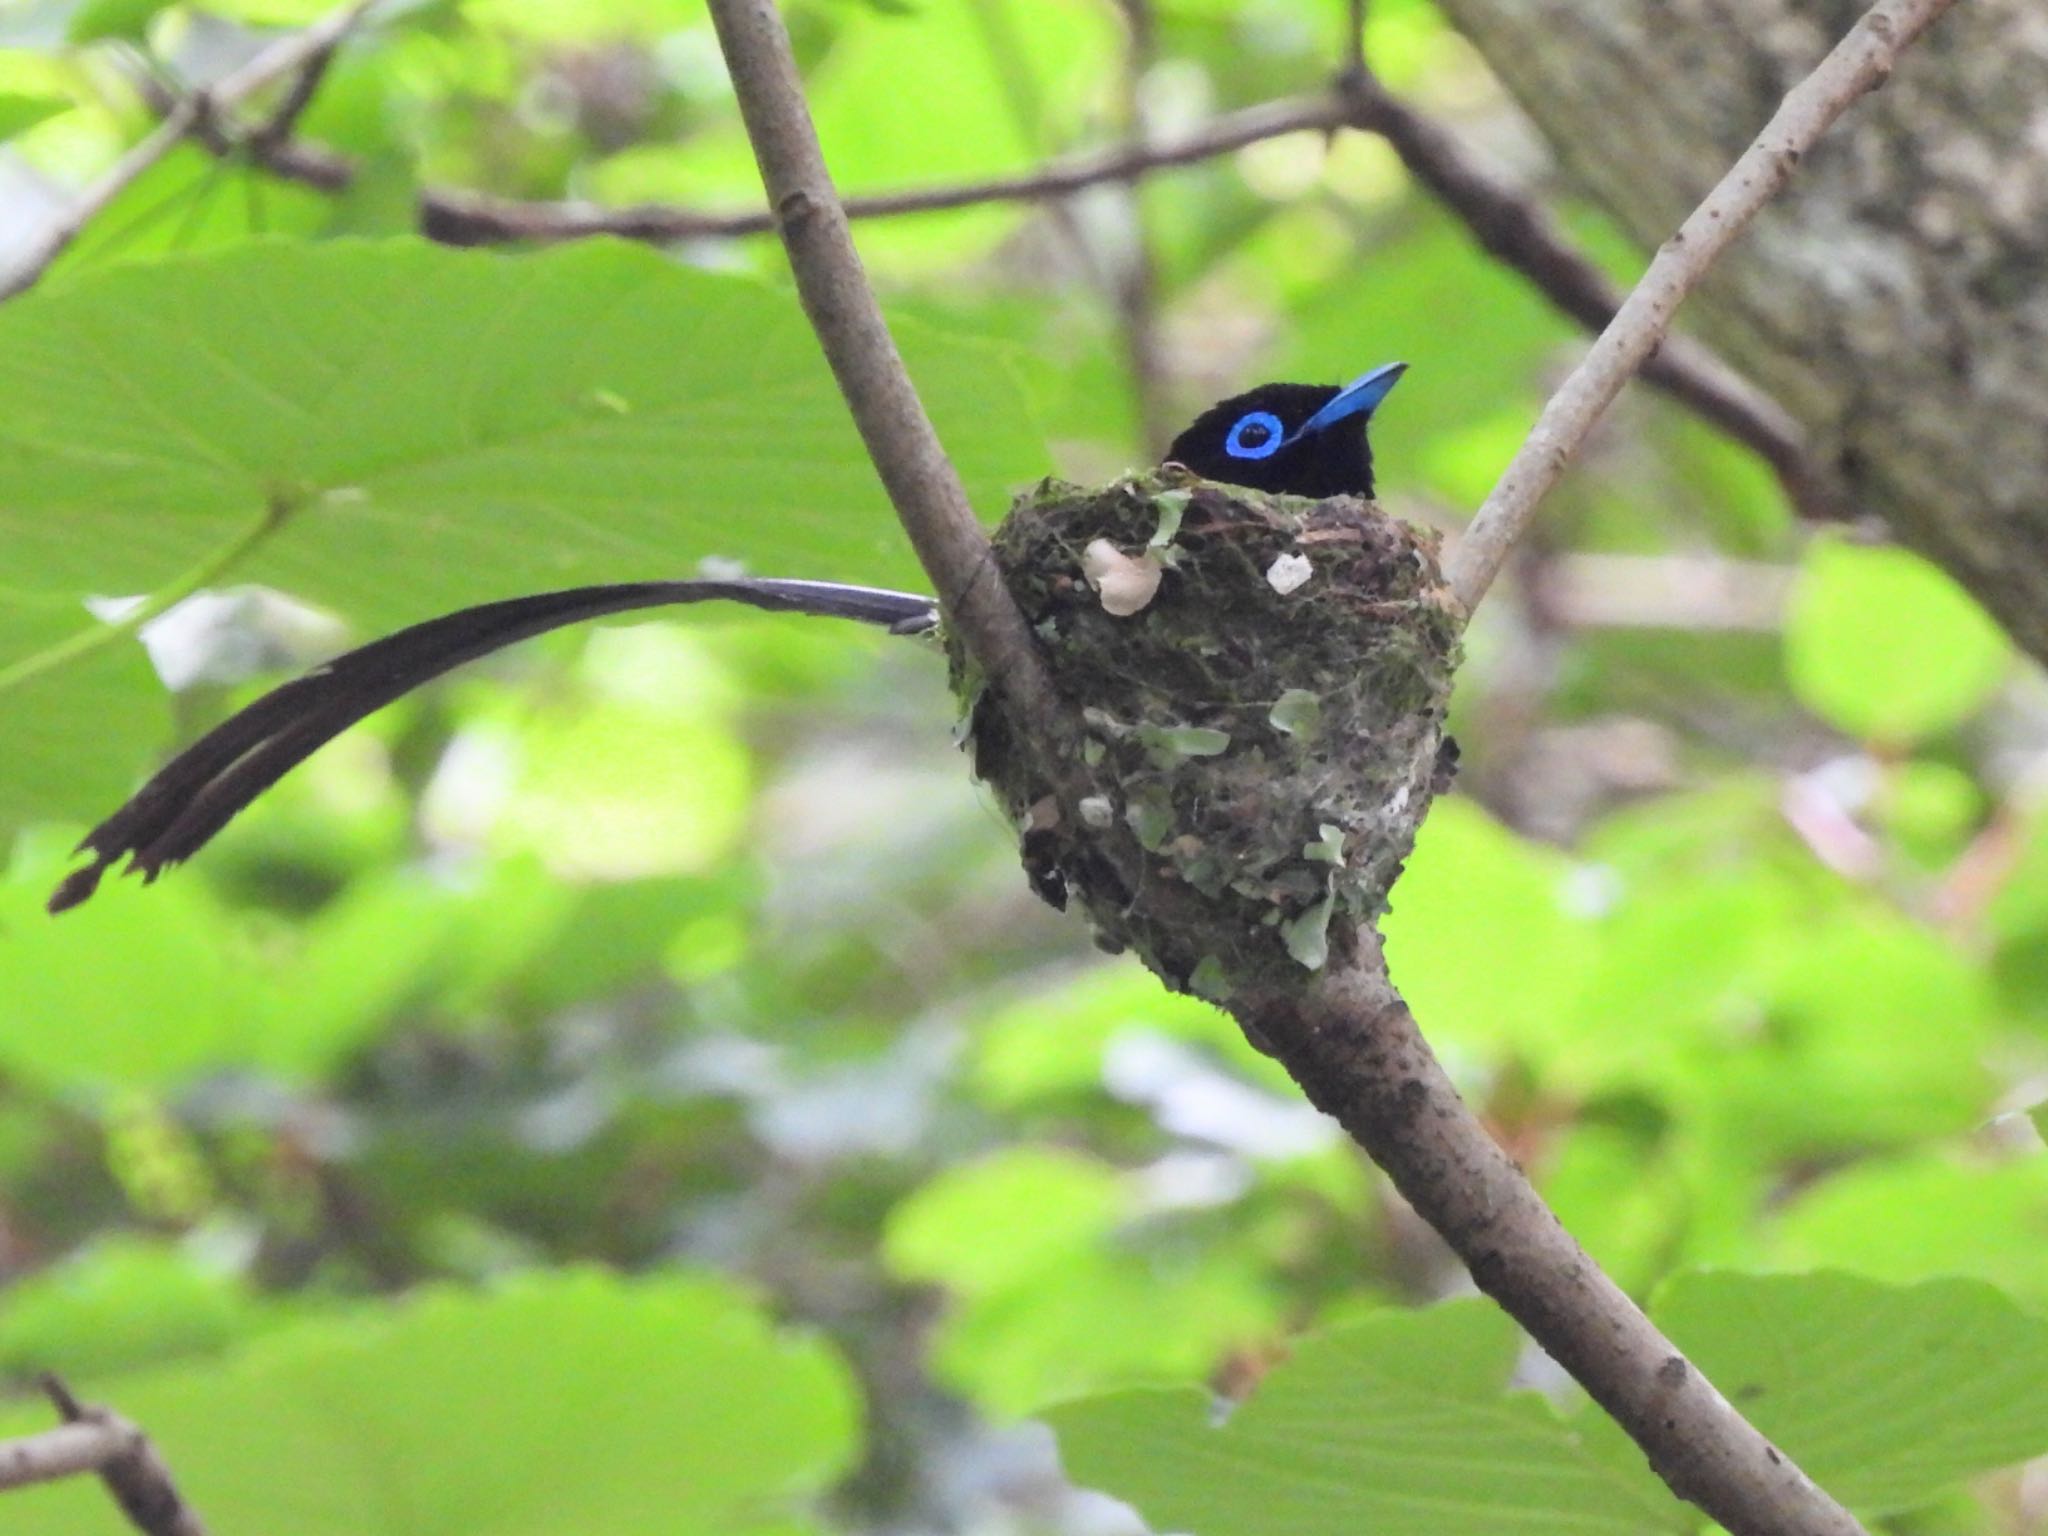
[702,0,1063,743]
[0,0,380,302]
[0,1378,207,1536]
[1442,0,1961,614]
[1239,934,1864,1536]
[1336,64,1849,523]
[1433,0,2048,668]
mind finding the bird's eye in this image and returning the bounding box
[1224,410,1285,460]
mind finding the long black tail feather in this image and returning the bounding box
[49,578,939,913]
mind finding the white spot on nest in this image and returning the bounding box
[1082,538,1164,616]
[1266,551,1313,595]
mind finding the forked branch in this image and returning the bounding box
[0,1378,206,1536]
[705,1,1955,1533]
[1442,0,1959,615]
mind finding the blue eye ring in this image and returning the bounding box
[1224,410,1286,460]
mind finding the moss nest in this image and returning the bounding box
[950,469,1460,1003]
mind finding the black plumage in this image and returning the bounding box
[1164,362,1405,500]
[50,364,1405,912]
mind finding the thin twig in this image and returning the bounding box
[249,35,342,151]
[1112,0,1174,458]
[1335,65,1849,523]
[702,0,1064,741]
[0,1377,208,1536]
[0,0,380,301]
[1441,0,1958,616]
[418,91,1351,245]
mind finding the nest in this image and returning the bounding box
[950,469,1460,1004]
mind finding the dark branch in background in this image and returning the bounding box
[0,0,379,300]
[0,1378,207,1536]
[419,93,1355,244]
[1111,0,1173,458]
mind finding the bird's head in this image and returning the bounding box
[1164,361,1407,499]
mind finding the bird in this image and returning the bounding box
[1164,361,1405,500]
[47,361,1405,914]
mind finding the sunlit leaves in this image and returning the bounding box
[885,1148,1280,1415]
[0,1272,860,1536]
[0,593,165,835]
[1785,536,2011,742]
[1767,1155,2048,1312]
[0,90,70,142]
[0,239,1037,618]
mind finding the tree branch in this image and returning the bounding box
[0,1378,207,1536]
[0,0,381,302]
[418,92,1352,245]
[702,0,1064,741]
[1335,64,1850,523]
[1239,933,1868,1536]
[1442,0,1958,615]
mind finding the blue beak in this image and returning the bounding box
[1295,361,1408,439]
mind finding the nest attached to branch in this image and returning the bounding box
[950,469,1460,1004]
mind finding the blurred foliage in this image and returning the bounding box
[0,0,2044,1534]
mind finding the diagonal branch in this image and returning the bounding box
[1335,64,1850,523]
[0,0,381,302]
[0,1377,207,1536]
[1441,0,1959,615]
[702,0,1063,744]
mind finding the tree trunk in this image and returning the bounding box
[1435,0,2048,665]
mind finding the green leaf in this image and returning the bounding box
[0,90,71,141]
[0,1271,859,1536]
[0,1237,278,1378]
[1048,1300,1685,1536]
[1655,1270,2048,1515]
[0,239,1039,623]
[885,1148,1279,1414]
[66,0,174,42]
[1784,536,2010,743]
[1766,1155,2048,1313]
[1380,800,1592,1057]
[0,834,285,1091]
[0,591,166,837]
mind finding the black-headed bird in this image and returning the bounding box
[48,362,1406,913]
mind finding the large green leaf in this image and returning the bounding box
[1655,1270,2048,1516]
[1765,1156,2048,1312]
[0,591,165,835]
[0,237,1039,825]
[0,1270,859,1536]
[0,238,1038,620]
[0,834,289,1091]
[1047,1300,1686,1536]
[885,1147,1280,1415]
[1784,536,2011,743]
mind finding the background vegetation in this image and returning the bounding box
[0,0,2044,1531]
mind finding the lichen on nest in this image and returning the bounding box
[949,468,1460,1004]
